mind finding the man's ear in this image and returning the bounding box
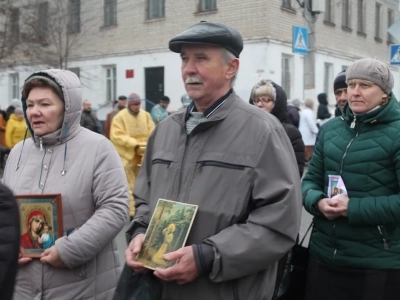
[225,58,239,81]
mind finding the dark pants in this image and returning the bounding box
[305,256,400,300]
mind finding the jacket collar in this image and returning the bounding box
[173,90,238,130]
[342,94,400,126]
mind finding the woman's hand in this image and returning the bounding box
[317,198,347,220]
[40,246,66,268]
[18,247,32,266]
[335,194,349,216]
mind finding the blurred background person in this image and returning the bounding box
[5,107,28,149]
[151,96,170,124]
[110,92,154,219]
[333,70,348,117]
[6,99,21,120]
[105,95,127,139]
[317,93,332,127]
[91,104,104,135]
[178,94,192,111]
[251,79,305,177]
[80,100,101,133]
[299,98,319,162]
[286,98,302,128]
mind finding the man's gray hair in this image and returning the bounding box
[221,48,238,86]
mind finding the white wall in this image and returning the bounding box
[1,41,399,115]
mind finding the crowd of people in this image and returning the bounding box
[0,20,399,300]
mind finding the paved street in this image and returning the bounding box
[115,208,313,263]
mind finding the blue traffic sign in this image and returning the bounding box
[390,44,400,65]
[292,26,308,55]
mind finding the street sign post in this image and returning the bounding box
[390,44,400,65]
[292,25,308,55]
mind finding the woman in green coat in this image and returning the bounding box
[302,58,400,300]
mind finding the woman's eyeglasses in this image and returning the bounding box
[253,97,273,105]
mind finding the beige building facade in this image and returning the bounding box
[0,0,399,114]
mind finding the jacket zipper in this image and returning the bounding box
[39,137,43,151]
[198,161,246,171]
[232,280,239,300]
[152,159,172,167]
[377,225,389,250]
[333,116,359,260]
[176,136,190,201]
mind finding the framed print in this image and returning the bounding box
[16,194,63,258]
[136,199,198,270]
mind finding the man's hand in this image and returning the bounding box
[40,246,66,268]
[154,246,198,285]
[125,233,148,273]
[18,247,32,266]
[317,198,346,220]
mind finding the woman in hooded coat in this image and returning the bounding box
[2,69,129,300]
[251,80,305,177]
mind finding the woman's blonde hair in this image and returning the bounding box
[251,79,276,102]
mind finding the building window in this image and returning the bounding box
[10,8,20,44]
[282,0,292,9]
[105,66,116,103]
[324,0,333,23]
[68,67,80,78]
[388,9,394,43]
[10,74,19,100]
[68,0,81,33]
[147,0,165,19]
[342,0,350,28]
[199,0,217,11]
[375,3,381,39]
[104,0,117,27]
[37,2,49,40]
[324,63,333,97]
[281,55,293,100]
[357,0,365,34]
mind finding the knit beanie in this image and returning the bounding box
[333,70,347,92]
[127,93,141,104]
[346,58,394,94]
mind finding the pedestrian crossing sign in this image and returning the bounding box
[390,44,400,65]
[292,26,308,55]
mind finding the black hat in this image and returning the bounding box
[118,95,127,101]
[333,70,347,92]
[169,21,243,58]
[160,96,170,103]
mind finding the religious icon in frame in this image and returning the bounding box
[16,194,63,258]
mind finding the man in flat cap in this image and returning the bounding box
[125,21,301,300]
[110,93,155,218]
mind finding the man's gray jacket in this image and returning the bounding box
[129,91,302,300]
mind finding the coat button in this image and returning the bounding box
[40,182,44,188]
[44,165,48,170]
[47,149,52,153]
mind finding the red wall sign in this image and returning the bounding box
[126,69,134,78]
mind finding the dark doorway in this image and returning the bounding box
[145,67,164,112]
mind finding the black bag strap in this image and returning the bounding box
[299,222,313,246]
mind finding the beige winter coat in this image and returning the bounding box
[3,69,129,300]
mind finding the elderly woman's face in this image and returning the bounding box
[26,87,65,137]
[347,79,387,114]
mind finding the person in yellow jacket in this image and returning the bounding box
[110,93,155,217]
[5,107,29,148]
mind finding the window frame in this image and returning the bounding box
[104,0,117,27]
[199,0,217,12]
[387,8,394,43]
[375,2,382,39]
[147,0,165,19]
[9,73,20,100]
[281,54,293,100]
[68,0,81,34]
[341,0,351,29]
[323,62,334,97]
[357,0,366,34]
[324,0,334,23]
[282,0,292,9]
[105,66,117,103]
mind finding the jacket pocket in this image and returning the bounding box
[152,158,172,167]
[198,160,246,171]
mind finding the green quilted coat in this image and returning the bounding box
[303,96,400,269]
